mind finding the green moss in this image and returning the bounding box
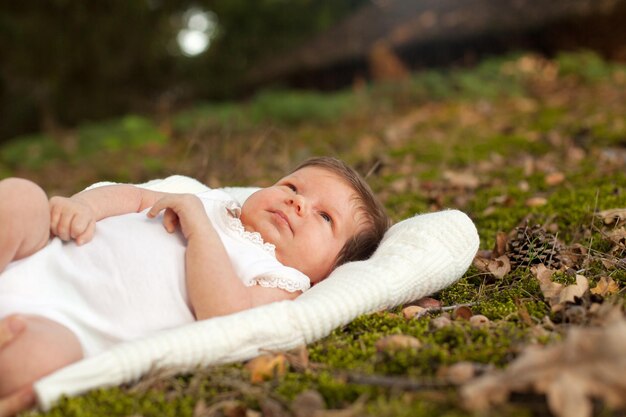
[556,50,617,83]
[77,116,167,154]
[0,134,66,170]
[36,388,195,417]
[250,89,357,126]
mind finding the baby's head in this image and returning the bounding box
[240,156,390,283]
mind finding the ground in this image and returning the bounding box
[2,50,626,417]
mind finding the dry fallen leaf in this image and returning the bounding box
[607,228,626,247]
[437,361,477,385]
[195,400,247,417]
[260,398,288,417]
[473,253,511,279]
[469,314,490,328]
[375,334,422,352]
[526,196,548,207]
[245,354,288,383]
[285,345,310,371]
[414,297,442,309]
[533,264,588,312]
[461,318,626,417]
[431,315,452,329]
[453,306,473,320]
[443,170,480,189]
[590,276,620,296]
[494,231,508,257]
[487,255,511,279]
[545,171,565,186]
[557,275,588,307]
[597,208,626,226]
[402,305,426,319]
[355,134,381,160]
[292,390,326,417]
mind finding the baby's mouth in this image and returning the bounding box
[273,210,293,233]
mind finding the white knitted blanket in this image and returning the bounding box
[33,175,479,410]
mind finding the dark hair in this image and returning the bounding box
[292,157,390,269]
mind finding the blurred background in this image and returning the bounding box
[1,0,625,193]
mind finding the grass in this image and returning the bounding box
[4,50,626,416]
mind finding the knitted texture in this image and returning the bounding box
[34,176,479,410]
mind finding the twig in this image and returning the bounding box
[437,302,477,312]
[413,302,477,319]
[364,160,382,179]
[345,373,452,390]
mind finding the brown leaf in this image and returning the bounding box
[559,243,588,268]
[462,318,626,417]
[443,170,480,189]
[414,297,442,309]
[246,410,262,417]
[534,265,589,312]
[375,334,422,352]
[292,390,325,417]
[493,232,508,257]
[355,135,381,160]
[260,398,288,417]
[473,252,511,279]
[526,196,548,207]
[533,264,562,301]
[194,399,209,417]
[196,400,247,417]
[607,228,626,247]
[437,361,477,385]
[472,254,491,272]
[487,255,511,279]
[402,305,426,319]
[431,315,452,329]
[544,172,565,186]
[597,208,626,226]
[245,354,288,383]
[514,299,534,326]
[453,306,473,320]
[557,275,588,308]
[285,345,309,371]
[590,276,620,296]
[469,315,490,328]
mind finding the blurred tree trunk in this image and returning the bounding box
[247,0,626,87]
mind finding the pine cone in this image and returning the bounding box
[506,223,562,269]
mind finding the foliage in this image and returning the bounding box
[5,51,626,416]
[0,0,367,141]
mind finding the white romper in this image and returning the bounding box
[0,189,310,357]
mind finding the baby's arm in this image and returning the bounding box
[49,184,168,244]
[147,194,300,320]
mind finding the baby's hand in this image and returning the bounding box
[147,194,211,240]
[49,196,96,245]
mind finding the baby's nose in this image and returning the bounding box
[289,194,307,215]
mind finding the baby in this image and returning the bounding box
[0,157,389,405]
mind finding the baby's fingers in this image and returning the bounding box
[74,220,96,245]
[54,213,74,241]
[70,215,90,239]
[162,208,179,233]
[147,198,168,218]
[147,198,179,233]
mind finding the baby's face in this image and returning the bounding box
[239,166,364,283]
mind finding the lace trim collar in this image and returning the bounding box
[224,203,276,256]
[251,274,311,293]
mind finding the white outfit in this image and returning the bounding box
[31,177,480,411]
[0,189,310,357]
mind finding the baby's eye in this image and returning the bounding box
[285,183,297,192]
[320,212,332,223]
